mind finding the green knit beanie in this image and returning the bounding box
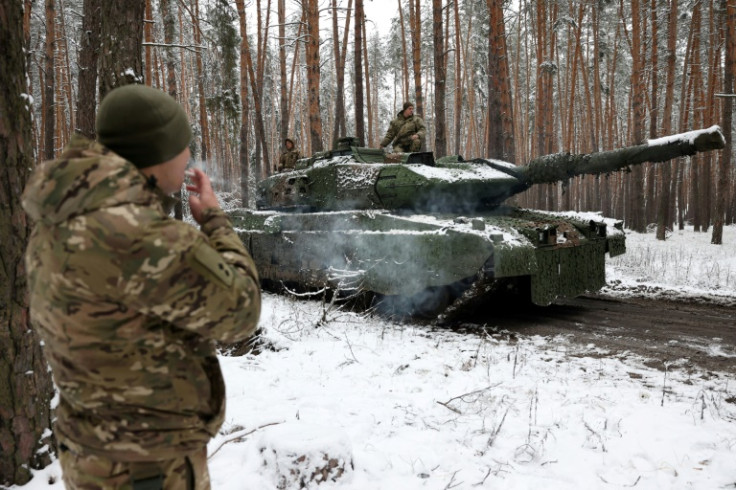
[96,85,192,168]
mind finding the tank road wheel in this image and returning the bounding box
[374,286,453,320]
[374,280,474,321]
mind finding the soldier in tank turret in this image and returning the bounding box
[380,102,426,153]
[277,137,301,172]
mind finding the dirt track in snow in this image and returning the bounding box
[453,295,736,375]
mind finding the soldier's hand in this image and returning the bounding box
[186,168,220,224]
[411,134,419,140]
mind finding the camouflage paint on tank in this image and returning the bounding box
[230,206,623,305]
[232,129,723,316]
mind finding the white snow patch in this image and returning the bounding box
[13,224,736,490]
[407,163,516,182]
[646,125,722,147]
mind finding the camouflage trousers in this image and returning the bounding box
[395,138,421,153]
[58,444,210,490]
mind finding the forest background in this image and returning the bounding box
[15,0,736,237]
[1,0,735,486]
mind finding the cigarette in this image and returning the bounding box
[185,169,196,177]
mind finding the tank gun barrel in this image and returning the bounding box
[521,126,725,185]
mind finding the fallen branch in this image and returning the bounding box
[208,421,284,459]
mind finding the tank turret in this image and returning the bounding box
[231,127,725,321]
[257,127,724,213]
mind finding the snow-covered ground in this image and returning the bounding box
[20,225,736,489]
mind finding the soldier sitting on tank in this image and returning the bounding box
[22,84,261,490]
[277,137,301,172]
[379,101,426,153]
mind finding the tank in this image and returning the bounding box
[228,126,725,322]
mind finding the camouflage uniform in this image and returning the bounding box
[278,138,301,172]
[379,111,426,153]
[22,134,261,489]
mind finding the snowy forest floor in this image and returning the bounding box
[20,225,736,490]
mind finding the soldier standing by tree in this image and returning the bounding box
[379,102,426,153]
[21,85,261,489]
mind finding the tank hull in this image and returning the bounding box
[229,206,625,317]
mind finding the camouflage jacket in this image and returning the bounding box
[278,149,301,172]
[22,134,261,462]
[379,112,426,151]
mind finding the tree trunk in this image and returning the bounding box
[98,0,145,98]
[533,0,556,209]
[144,0,153,86]
[236,0,252,203]
[331,0,351,144]
[191,0,209,165]
[433,0,447,157]
[305,0,323,152]
[287,8,305,139]
[56,0,74,143]
[282,0,291,145]
[77,0,102,139]
[486,0,514,162]
[409,0,424,126]
[354,0,365,145]
[689,3,704,232]
[656,0,678,240]
[236,0,271,173]
[398,0,410,103]
[702,1,719,232]
[452,0,463,155]
[257,0,272,179]
[159,0,182,219]
[43,0,56,160]
[627,0,647,232]
[362,15,374,146]
[0,1,55,486]
[713,0,734,244]
[160,0,177,98]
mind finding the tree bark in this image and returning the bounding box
[280,0,289,146]
[159,0,182,219]
[330,0,351,144]
[485,0,514,162]
[144,0,153,86]
[433,0,447,157]
[712,0,734,243]
[98,0,145,98]
[43,0,56,160]
[408,0,424,125]
[362,13,374,146]
[452,0,463,155]
[192,0,209,165]
[656,0,678,240]
[0,1,55,485]
[398,0,410,102]
[627,0,647,232]
[160,0,177,98]
[236,0,252,203]
[77,0,102,139]
[305,0,323,152]
[236,0,271,172]
[354,0,365,145]
[689,3,704,232]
